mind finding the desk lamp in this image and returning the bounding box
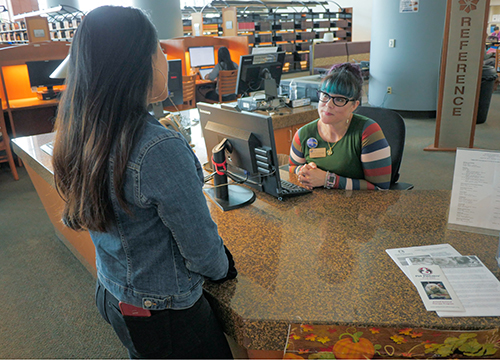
[49,55,69,79]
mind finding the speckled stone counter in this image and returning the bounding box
[203,188,500,352]
[13,128,500,357]
[266,104,319,130]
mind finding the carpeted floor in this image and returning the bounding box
[0,90,499,358]
[0,166,127,359]
[398,91,500,190]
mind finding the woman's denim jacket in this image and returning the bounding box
[90,115,228,310]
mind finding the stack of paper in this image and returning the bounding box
[386,244,500,317]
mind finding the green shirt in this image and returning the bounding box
[297,114,369,179]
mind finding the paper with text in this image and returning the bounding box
[386,244,462,278]
[407,256,500,317]
[449,148,500,233]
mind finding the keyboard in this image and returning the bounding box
[279,179,311,197]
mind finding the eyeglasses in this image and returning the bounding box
[317,91,354,107]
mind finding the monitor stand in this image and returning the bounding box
[204,139,255,211]
[37,86,58,100]
[204,185,256,212]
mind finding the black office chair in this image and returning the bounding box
[355,106,414,190]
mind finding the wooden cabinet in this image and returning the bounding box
[273,121,309,155]
[274,126,294,155]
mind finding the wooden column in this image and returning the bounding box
[426,0,491,151]
[222,7,237,37]
[191,12,203,36]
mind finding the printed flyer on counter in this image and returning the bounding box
[406,264,464,312]
[407,255,500,317]
[387,245,500,317]
[386,244,461,277]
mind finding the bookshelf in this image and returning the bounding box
[0,5,84,45]
[0,20,28,44]
[48,15,82,42]
[181,1,352,73]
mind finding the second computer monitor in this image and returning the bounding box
[189,46,215,68]
[26,59,66,99]
[236,52,285,97]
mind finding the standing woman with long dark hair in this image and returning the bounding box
[203,46,238,101]
[52,6,235,359]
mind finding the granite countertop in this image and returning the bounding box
[263,103,319,129]
[13,122,500,353]
[203,189,500,351]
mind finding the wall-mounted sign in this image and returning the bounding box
[427,0,490,151]
[33,29,45,38]
[400,0,419,13]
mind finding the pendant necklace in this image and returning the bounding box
[325,116,351,156]
[327,141,338,156]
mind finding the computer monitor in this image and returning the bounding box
[236,52,285,99]
[163,59,183,107]
[199,102,302,211]
[26,59,65,99]
[251,46,278,55]
[188,46,215,68]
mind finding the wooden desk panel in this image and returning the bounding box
[4,104,57,137]
[12,133,96,276]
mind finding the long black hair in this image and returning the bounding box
[53,6,158,232]
[217,46,235,71]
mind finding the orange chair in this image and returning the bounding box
[0,106,19,180]
[164,74,197,111]
[181,74,196,108]
[205,69,239,104]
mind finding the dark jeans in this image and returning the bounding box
[95,281,233,359]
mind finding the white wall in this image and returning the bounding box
[330,0,373,41]
[368,0,447,110]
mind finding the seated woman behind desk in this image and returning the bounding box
[289,63,392,190]
[203,46,238,101]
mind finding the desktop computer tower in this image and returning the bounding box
[164,59,183,107]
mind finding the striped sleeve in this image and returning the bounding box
[289,128,306,174]
[333,121,391,190]
[360,122,392,189]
